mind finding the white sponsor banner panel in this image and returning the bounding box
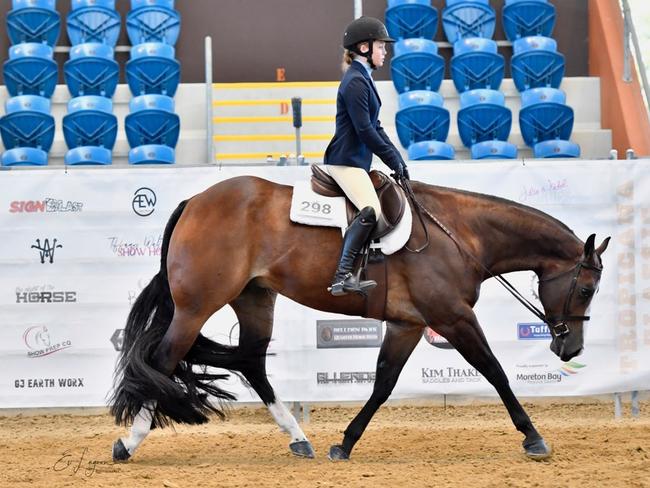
[1,161,649,408]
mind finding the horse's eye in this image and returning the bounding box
[579,288,595,298]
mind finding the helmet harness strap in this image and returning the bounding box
[352,40,377,70]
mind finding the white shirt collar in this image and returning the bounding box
[353,57,373,77]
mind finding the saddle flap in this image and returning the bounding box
[371,171,407,239]
[311,164,342,197]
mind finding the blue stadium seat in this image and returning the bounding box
[521,85,565,105]
[128,92,175,112]
[385,0,438,41]
[64,42,119,97]
[511,36,565,92]
[125,42,181,96]
[407,140,455,160]
[533,139,580,158]
[125,94,180,164]
[390,39,445,93]
[126,4,181,45]
[71,0,115,8]
[131,0,174,8]
[442,0,496,44]
[13,0,56,8]
[71,0,115,10]
[502,0,556,42]
[7,0,60,46]
[62,95,117,165]
[395,90,450,148]
[128,144,175,164]
[519,87,571,142]
[471,140,518,159]
[457,89,516,158]
[519,87,574,147]
[450,37,504,93]
[0,95,55,166]
[5,93,51,113]
[1,147,49,166]
[64,146,113,165]
[3,43,58,98]
[67,3,121,46]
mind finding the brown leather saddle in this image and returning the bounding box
[310,164,408,239]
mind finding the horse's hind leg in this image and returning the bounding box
[113,308,212,461]
[230,283,315,458]
[329,321,424,461]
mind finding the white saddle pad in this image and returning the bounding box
[289,180,412,256]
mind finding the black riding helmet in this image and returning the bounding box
[343,16,395,69]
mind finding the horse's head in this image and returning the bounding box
[538,234,610,362]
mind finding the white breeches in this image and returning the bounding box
[326,165,382,219]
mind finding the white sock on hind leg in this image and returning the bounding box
[121,400,157,455]
[268,400,308,443]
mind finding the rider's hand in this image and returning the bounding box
[392,164,404,183]
[402,165,410,181]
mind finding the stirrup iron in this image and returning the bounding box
[328,271,377,296]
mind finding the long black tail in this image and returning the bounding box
[109,200,257,428]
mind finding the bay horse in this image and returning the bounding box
[110,173,609,462]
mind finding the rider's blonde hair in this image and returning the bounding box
[341,49,354,72]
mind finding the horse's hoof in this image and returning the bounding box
[112,438,131,462]
[290,440,315,459]
[327,444,350,461]
[523,438,552,461]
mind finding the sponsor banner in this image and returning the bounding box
[316,319,382,349]
[517,323,552,340]
[9,198,84,214]
[0,161,649,407]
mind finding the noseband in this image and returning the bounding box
[538,261,603,338]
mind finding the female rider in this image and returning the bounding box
[325,16,409,296]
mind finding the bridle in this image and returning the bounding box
[537,261,603,337]
[397,175,603,338]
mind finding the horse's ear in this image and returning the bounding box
[584,234,596,257]
[596,236,611,256]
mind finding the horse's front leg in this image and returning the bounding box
[328,321,423,461]
[438,309,551,460]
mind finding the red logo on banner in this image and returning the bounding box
[9,199,83,213]
[422,328,454,350]
[23,326,72,358]
[10,200,45,213]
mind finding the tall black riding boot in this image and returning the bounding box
[329,206,378,296]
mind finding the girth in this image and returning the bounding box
[310,164,407,239]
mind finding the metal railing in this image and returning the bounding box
[205,36,213,165]
[622,0,650,116]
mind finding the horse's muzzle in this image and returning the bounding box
[551,337,583,362]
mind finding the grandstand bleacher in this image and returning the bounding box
[66,0,121,47]
[450,37,505,93]
[390,38,445,93]
[62,94,117,165]
[7,0,60,46]
[3,42,58,98]
[0,94,55,166]
[1,0,648,166]
[64,42,120,98]
[457,88,516,158]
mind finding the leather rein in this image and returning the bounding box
[397,176,602,337]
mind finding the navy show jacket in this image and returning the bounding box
[324,61,404,173]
